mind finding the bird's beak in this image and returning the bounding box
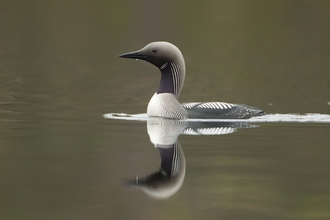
[119,50,147,60]
[119,49,162,67]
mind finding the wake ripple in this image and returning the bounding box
[104,113,330,123]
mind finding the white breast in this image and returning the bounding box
[147,93,188,119]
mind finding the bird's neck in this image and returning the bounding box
[157,62,185,99]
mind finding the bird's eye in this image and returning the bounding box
[152,49,157,53]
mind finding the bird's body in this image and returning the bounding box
[120,41,265,119]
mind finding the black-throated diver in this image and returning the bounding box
[120,41,265,119]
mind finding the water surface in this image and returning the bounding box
[1,1,330,220]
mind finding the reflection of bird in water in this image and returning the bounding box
[120,41,265,119]
[124,118,256,199]
[132,141,185,200]
[125,119,186,199]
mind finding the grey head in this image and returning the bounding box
[120,42,186,98]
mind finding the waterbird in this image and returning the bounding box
[120,42,265,119]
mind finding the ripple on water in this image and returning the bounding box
[103,113,330,123]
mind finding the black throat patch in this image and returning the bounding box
[157,63,174,94]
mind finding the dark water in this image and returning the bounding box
[1,1,330,219]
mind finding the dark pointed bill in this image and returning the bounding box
[119,51,147,60]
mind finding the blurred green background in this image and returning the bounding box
[1,1,330,220]
[1,0,329,115]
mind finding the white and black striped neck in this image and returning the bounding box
[157,142,182,178]
[157,62,184,99]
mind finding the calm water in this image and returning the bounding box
[1,1,330,220]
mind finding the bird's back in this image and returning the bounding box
[182,102,265,119]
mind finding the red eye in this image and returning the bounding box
[152,49,157,53]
